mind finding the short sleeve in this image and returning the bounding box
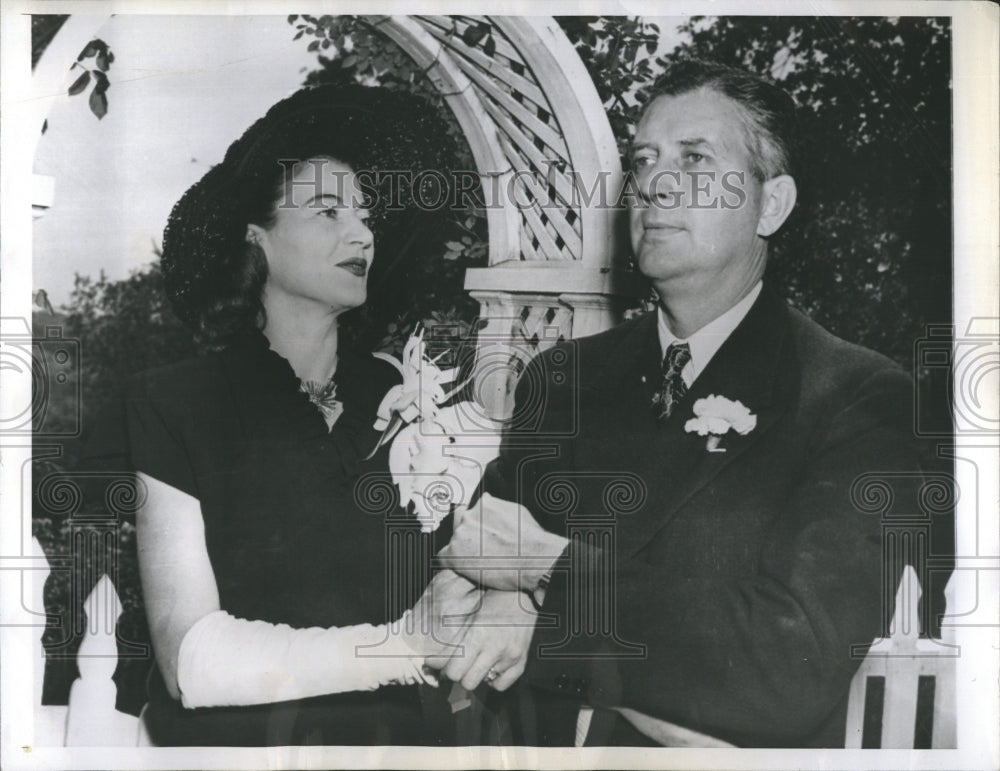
[124,372,199,499]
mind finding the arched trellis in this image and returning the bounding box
[32,14,646,417]
[368,15,646,417]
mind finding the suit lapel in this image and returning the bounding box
[590,312,661,396]
[596,288,799,559]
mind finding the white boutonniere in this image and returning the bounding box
[684,395,756,452]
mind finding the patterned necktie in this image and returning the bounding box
[654,342,691,420]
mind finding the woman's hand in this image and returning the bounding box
[425,589,538,692]
[438,493,569,592]
[394,569,482,661]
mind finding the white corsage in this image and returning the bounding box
[371,327,500,532]
[684,395,756,452]
[388,402,502,532]
[372,326,463,432]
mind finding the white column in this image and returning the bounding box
[558,292,618,339]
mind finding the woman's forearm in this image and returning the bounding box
[176,610,430,708]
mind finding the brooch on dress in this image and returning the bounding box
[300,377,343,431]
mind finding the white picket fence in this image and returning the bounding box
[32,537,153,747]
[845,564,957,748]
[31,537,955,748]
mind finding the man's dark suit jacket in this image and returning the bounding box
[487,285,922,748]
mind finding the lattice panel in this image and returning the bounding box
[415,15,584,263]
[517,303,571,346]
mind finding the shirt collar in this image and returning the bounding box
[657,281,763,386]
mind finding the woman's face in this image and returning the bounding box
[250,157,374,316]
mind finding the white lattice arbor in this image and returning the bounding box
[372,15,647,417]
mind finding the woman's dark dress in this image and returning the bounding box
[124,333,440,746]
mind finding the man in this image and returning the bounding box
[435,59,921,748]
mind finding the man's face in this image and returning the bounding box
[629,88,769,290]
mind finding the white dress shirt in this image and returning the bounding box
[656,281,763,387]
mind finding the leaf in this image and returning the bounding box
[307,40,319,52]
[92,71,109,93]
[79,41,98,59]
[68,71,91,96]
[484,35,496,57]
[95,51,109,71]
[342,54,357,68]
[322,39,331,49]
[445,241,464,251]
[89,87,107,119]
[645,40,657,55]
[293,30,304,40]
[287,14,298,23]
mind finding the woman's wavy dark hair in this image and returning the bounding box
[161,83,457,351]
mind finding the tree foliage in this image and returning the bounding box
[556,17,662,161]
[62,262,197,447]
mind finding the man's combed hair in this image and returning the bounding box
[161,84,454,351]
[646,59,798,181]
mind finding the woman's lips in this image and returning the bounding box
[336,258,368,277]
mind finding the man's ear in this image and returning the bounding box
[756,174,797,237]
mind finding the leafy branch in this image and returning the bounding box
[67,38,115,120]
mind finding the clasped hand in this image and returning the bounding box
[400,568,537,691]
[437,492,568,592]
[411,493,569,690]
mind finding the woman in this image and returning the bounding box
[128,84,479,746]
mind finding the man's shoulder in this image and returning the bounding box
[787,305,904,377]
[782,304,912,411]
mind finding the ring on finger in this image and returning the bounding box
[485,666,500,684]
